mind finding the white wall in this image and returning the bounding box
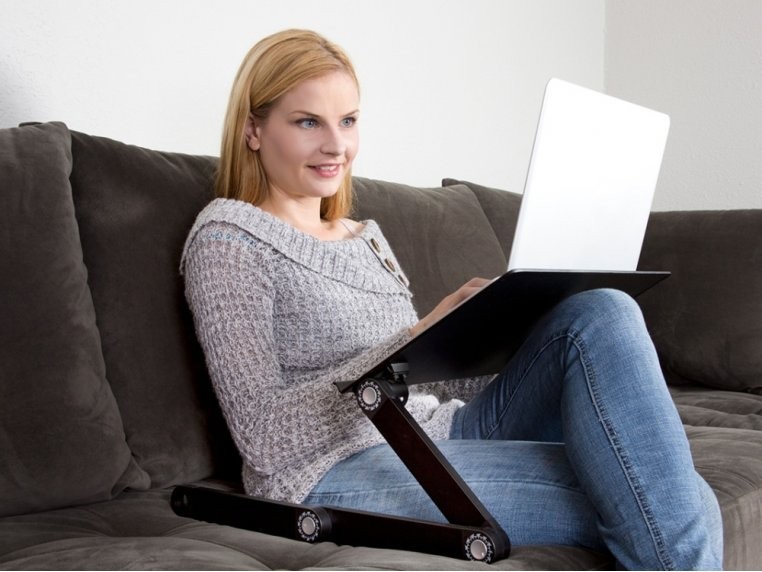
[0,0,603,195]
[4,1,758,211]
[606,0,762,211]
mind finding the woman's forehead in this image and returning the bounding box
[276,71,360,114]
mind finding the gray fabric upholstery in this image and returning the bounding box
[1,123,761,569]
[0,123,147,517]
[441,178,523,258]
[68,131,240,488]
[638,209,762,393]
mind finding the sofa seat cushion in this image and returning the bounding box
[672,386,762,570]
[673,386,762,431]
[0,489,612,570]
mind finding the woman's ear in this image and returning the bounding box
[244,114,262,151]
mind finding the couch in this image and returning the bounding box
[1,121,761,570]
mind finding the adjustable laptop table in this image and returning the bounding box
[172,270,668,563]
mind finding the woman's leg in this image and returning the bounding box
[305,439,607,551]
[451,288,723,570]
[307,289,722,569]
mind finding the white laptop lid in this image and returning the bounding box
[507,78,670,272]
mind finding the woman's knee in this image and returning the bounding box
[572,287,639,312]
[544,289,656,367]
[559,288,644,331]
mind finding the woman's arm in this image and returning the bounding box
[183,229,406,477]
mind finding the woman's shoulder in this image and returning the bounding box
[186,198,270,241]
[180,199,279,274]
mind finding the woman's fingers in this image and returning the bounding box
[410,277,492,337]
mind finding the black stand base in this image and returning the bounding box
[172,484,508,562]
[171,362,511,563]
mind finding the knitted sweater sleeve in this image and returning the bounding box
[417,376,495,403]
[183,229,409,478]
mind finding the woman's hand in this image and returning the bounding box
[409,277,493,337]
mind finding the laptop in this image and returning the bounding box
[337,78,671,389]
[508,78,670,271]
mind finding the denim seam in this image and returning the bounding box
[569,329,676,571]
[486,327,676,569]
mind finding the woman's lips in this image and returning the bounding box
[310,164,342,178]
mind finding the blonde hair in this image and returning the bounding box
[216,29,358,220]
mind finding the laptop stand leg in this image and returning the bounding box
[351,369,510,557]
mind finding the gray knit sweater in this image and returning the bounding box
[181,199,476,503]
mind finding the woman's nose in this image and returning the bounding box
[320,127,347,156]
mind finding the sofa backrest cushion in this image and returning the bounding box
[68,130,240,488]
[638,209,762,393]
[352,178,509,316]
[442,178,523,258]
[0,123,149,517]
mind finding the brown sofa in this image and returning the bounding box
[1,121,761,570]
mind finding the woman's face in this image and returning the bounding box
[246,71,360,206]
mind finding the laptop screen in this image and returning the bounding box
[507,78,670,272]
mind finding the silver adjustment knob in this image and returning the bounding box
[361,385,378,406]
[465,532,494,562]
[297,510,321,542]
[357,380,381,411]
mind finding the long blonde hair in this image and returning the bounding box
[216,29,358,220]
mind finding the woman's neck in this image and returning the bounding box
[258,197,353,241]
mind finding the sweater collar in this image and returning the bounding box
[182,198,411,296]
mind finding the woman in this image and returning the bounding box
[181,29,722,569]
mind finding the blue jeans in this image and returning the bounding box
[305,289,723,570]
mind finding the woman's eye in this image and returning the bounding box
[297,118,319,129]
[341,117,357,128]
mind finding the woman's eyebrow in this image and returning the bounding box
[289,109,360,117]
